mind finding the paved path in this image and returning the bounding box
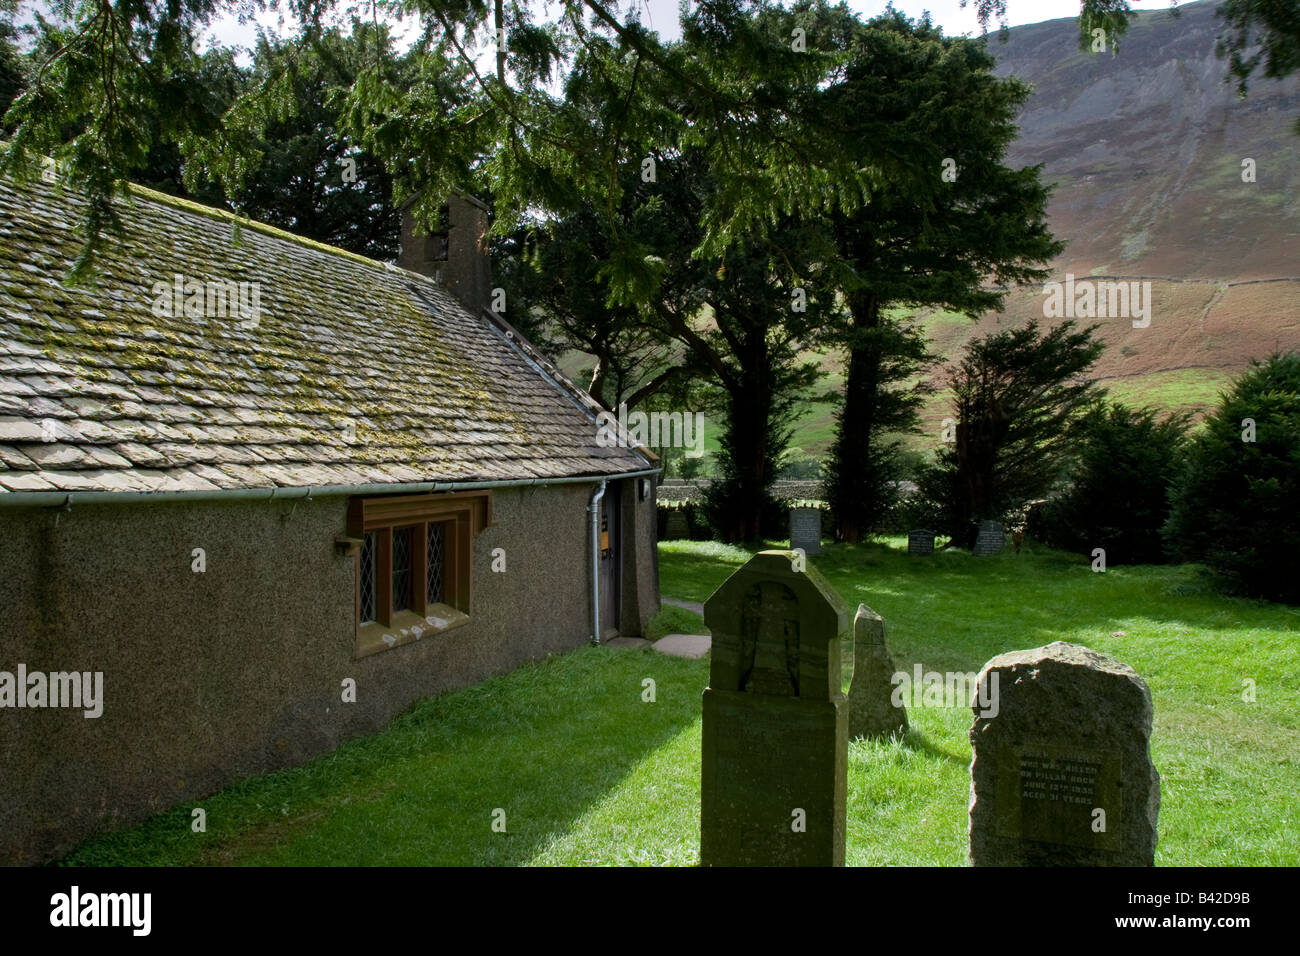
[661,596,705,616]
[652,596,711,657]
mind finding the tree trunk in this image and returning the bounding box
[953,419,977,548]
[953,404,1008,549]
[588,353,608,407]
[831,292,880,543]
[723,375,774,543]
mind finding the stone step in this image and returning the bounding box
[651,633,712,659]
[603,636,652,650]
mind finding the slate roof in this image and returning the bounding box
[0,176,653,497]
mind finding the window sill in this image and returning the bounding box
[356,605,470,659]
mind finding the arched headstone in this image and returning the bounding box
[701,550,850,866]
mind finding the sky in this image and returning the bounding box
[200,0,1183,55]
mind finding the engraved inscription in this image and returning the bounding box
[995,743,1123,851]
[790,511,820,540]
[1020,752,1101,804]
[739,582,801,696]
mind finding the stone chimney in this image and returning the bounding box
[399,192,492,315]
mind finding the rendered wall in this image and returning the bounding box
[0,481,653,864]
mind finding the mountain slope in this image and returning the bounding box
[885,0,1300,447]
[995,0,1300,279]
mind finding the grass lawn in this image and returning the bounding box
[62,539,1299,866]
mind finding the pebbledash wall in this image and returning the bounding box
[0,478,658,865]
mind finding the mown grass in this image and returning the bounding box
[62,539,1298,866]
[61,648,709,867]
[646,602,709,640]
[661,537,1300,866]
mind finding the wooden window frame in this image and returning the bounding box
[347,491,491,658]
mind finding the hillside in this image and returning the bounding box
[904,0,1300,440]
[995,0,1300,280]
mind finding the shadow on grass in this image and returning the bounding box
[59,647,710,867]
[850,725,968,770]
[898,727,969,768]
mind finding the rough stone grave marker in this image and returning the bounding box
[789,507,822,557]
[972,519,1005,556]
[968,641,1160,866]
[907,529,935,555]
[701,550,850,866]
[848,604,908,738]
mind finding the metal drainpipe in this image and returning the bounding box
[588,480,607,645]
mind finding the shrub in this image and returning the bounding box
[878,486,936,536]
[1164,353,1300,603]
[919,319,1104,548]
[1032,402,1189,565]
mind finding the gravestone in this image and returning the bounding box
[972,520,1005,556]
[907,529,936,555]
[701,550,850,866]
[789,508,822,557]
[968,641,1160,866]
[848,604,908,738]
[664,509,689,540]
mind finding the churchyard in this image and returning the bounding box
[59,537,1299,866]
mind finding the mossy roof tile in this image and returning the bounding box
[0,177,652,495]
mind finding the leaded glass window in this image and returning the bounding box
[392,527,413,612]
[359,531,376,624]
[350,490,490,654]
[427,523,444,605]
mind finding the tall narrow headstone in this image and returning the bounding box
[848,604,908,738]
[968,641,1160,866]
[972,520,1005,556]
[701,550,850,866]
[789,507,822,557]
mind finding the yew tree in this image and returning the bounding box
[921,319,1104,549]
[817,6,1061,542]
